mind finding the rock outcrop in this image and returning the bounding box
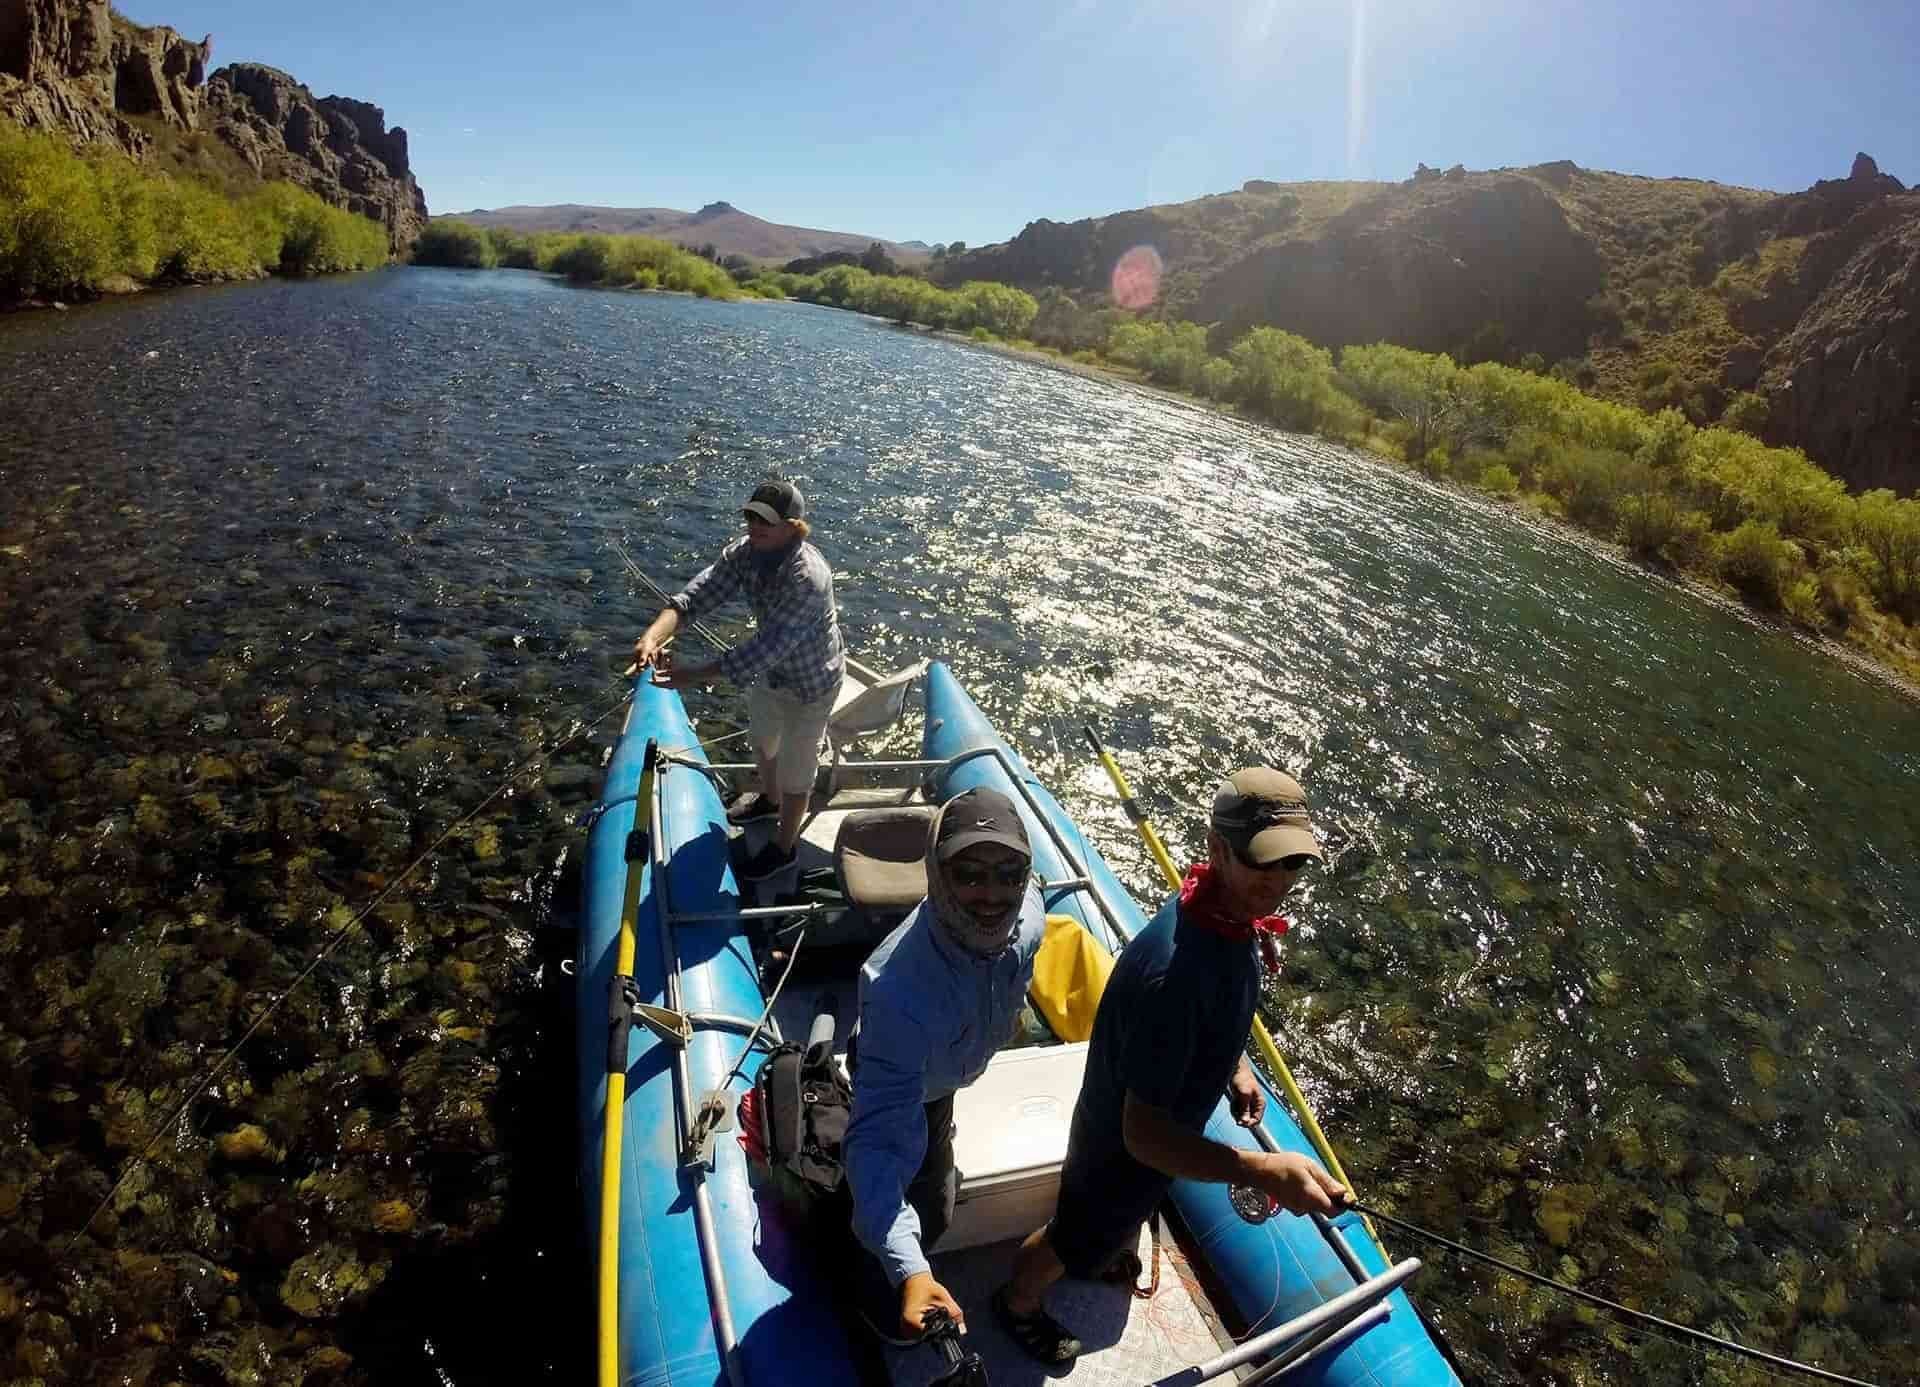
[0,0,207,155]
[0,0,424,252]
[1759,195,1920,494]
[204,65,426,251]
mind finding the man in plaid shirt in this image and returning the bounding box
[636,481,845,881]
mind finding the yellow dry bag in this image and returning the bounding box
[1028,913,1115,1043]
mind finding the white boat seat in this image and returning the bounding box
[834,806,934,916]
[828,659,930,748]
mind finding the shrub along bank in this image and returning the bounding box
[412,220,744,298]
[0,119,390,300]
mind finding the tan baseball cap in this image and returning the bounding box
[1211,767,1324,867]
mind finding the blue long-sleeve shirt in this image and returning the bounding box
[844,887,1046,1285]
[670,537,843,701]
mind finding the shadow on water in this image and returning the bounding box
[345,917,589,1384]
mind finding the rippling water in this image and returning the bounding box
[2,269,1916,1385]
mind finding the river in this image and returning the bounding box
[1,268,1915,1385]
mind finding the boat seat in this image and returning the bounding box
[822,659,930,795]
[834,806,934,917]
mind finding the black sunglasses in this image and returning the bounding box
[949,861,1030,889]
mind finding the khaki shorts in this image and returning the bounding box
[747,678,842,796]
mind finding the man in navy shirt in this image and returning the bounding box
[992,767,1347,1364]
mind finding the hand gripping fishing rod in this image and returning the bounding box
[1081,723,1385,1259]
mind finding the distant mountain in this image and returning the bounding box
[936,158,1919,493]
[438,201,927,266]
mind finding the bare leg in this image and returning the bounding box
[776,791,808,855]
[754,743,779,806]
[1002,1225,1066,1316]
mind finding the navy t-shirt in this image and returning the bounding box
[1052,892,1261,1270]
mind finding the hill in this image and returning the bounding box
[439,201,927,267]
[939,159,1919,494]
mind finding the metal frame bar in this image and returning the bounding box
[648,765,745,1387]
[1238,1302,1393,1386]
[1146,1258,1422,1387]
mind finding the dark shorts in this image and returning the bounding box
[1044,1114,1168,1279]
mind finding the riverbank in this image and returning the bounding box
[943,327,1920,701]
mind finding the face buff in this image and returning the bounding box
[1179,861,1288,975]
[924,797,1028,959]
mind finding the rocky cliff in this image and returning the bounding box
[0,0,425,251]
[943,157,1919,494]
[1758,188,1920,495]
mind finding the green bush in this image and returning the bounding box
[414,220,498,268]
[1715,520,1800,609]
[1478,462,1520,496]
[1227,327,1337,431]
[1720,390,1769,436]
[1,118,386,295]
[1853,489,1920,620]
[1543,446,1628,529]
[550,235,613,283]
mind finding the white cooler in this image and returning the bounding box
[944,1042,1090,1251]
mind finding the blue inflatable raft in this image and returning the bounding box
[577,660,1460,1387]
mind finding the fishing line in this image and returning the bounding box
[65,679,640,1252]
[1343,1200,1883,1387]
[612,539,733,655]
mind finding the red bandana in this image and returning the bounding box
[1178,862,1289,976]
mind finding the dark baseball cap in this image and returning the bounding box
[743,480,805,525]
[1212,767,1323,866]
[935,787,1031,863]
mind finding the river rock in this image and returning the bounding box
[279,1244,386,1318]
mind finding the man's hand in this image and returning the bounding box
[1227,1058,1264,1128]
[899,1270,964,1339]
[650,654,713,690]
[633,632,667,669]
[1247,1150,1346,1217]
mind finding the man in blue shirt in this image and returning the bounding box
[844,786,1047,1342]
[993,766,1347,1364]
[636,480,844,881]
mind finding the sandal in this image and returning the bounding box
[991,1285,1083,1364]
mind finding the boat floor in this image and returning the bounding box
[885,1222,1243,1387]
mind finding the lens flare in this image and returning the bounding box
[1110,245,1163,309]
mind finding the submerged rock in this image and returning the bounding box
[279,1244,387,1319]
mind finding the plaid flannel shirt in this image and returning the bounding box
[671,537,844,703]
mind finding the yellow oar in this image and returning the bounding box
[1081,725,1386,1258]
[598,736,660,1387]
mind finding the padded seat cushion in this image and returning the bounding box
[835,806,935,915]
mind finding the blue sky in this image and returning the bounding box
[127,0,1918,247]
